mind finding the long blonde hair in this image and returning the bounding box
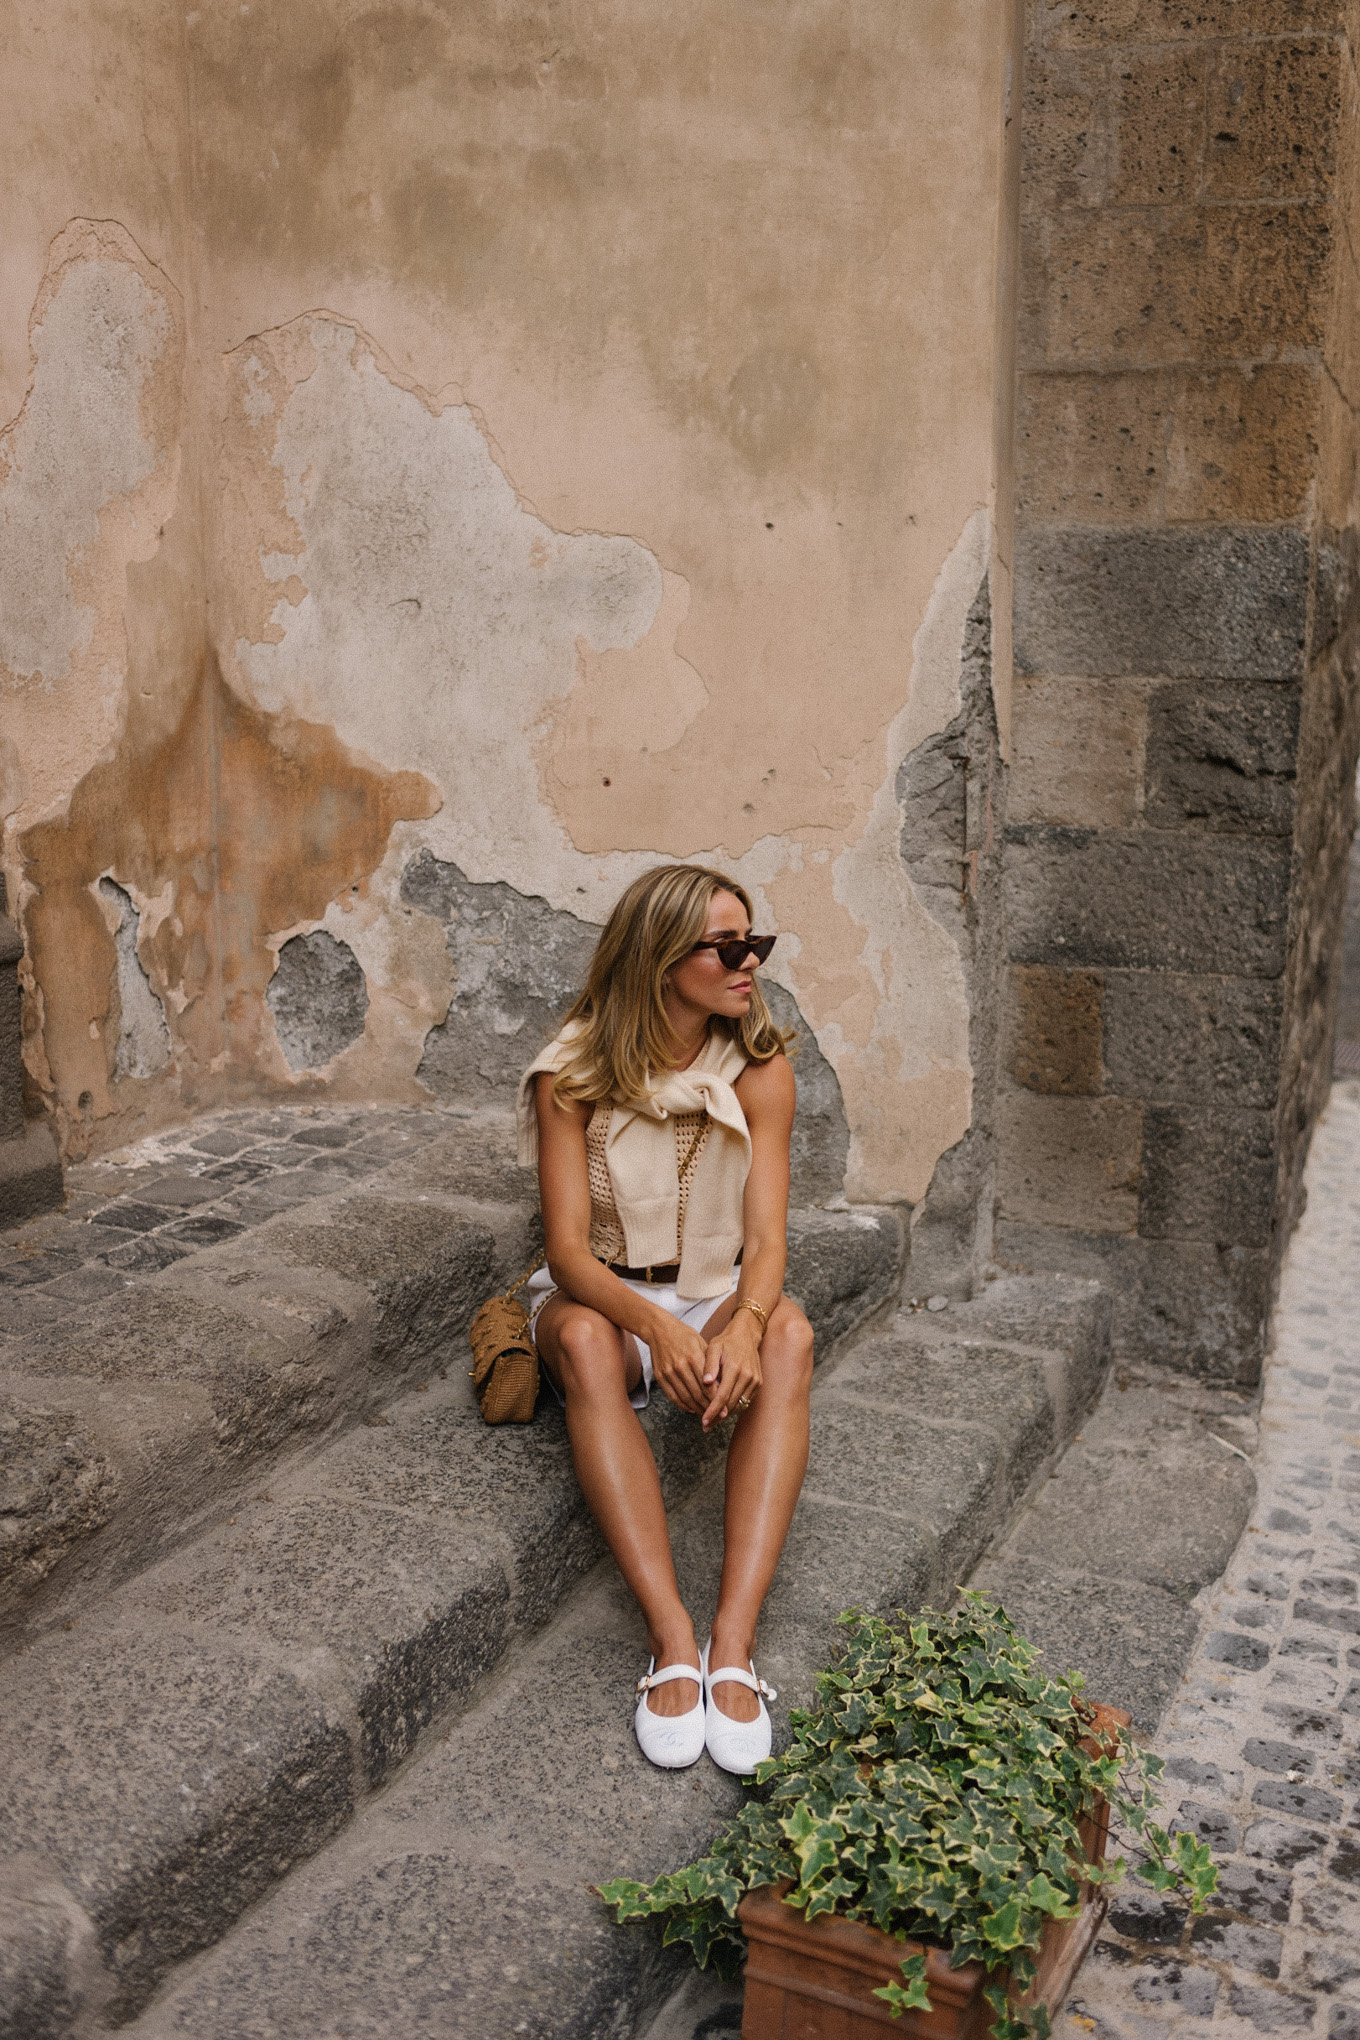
[553,864,793,1106]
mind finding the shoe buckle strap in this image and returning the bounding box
[639,1661,701,1695]
[709,1662,776,1702]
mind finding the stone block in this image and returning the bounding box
[992,1220,1271,1382]
[124,1493,511,1787]
[1102,969,1283,1108]
[263,1192,496,1370]
[1206,40,1341,201]
[0,1630,353,2020]
[763,1490,940,1633]
[1040,205,1331,368]
[997,1092,1142,1232]
[813,1395,1012,1594]
[1021,48,1107,215]
[1019,364,1322,528]
[1214,1860,1293,1927]
[783,1207,903,1356]
[301,1399,602,1636]
[1110,45,1205,206]
[1011,673,1147,827]
[1040,0,1344,43]
[1004,826,1292,975]
[1015,525,1310,681]
[1106,1881,1190,1944]
[15,1287,350,1459]
[1017,371,1164,524]
[1006,964,1104,1094]
[831,1337,1057,1505]
[1144,680,1300,836]
[948,1272,1112,1414]
[1139,1103,1276,1245]
[0,1400,116,1609]
[969,1559,1200,1731]
[1166,364,1321,525]
[121,1853,667,2040]
[998,1382,1255,1601]
[0,1124,64,1231]
[385,1621,744,1874]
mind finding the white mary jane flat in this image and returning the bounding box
[701,1640,776,1775]
[633,1657,706,1769]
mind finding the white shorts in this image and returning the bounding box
[526,1264,741,1411]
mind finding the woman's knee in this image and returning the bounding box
[764,1301,814,1392]
[555,1311,630,1398]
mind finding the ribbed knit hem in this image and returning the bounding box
[676,1231,746,1301]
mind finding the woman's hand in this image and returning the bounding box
[700,1311,764,1431]
[645,1311,715,1415]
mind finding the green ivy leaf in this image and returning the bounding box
[1025,1872,1081,1919]
[873,1950,933,2017]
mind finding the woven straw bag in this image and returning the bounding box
[468,1263,541,1424]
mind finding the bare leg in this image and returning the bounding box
[536,1295,699,1716]
[704,1298,813,1722]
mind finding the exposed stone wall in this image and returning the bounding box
[399,853,851,1207]
[1001,0,1360,1381]
[901,583,1010,1295]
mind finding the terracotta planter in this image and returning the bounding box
[737,1704,1129,2040]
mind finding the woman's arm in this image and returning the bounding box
[534,1072,712,1412]
[699,1052,795,1426]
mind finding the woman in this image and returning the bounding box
[515,864,814,1774]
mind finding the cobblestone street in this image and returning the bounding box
[1060,1078,1360,2040]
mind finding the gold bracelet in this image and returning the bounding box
[733,1296,769,1335]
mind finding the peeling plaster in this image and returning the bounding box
[828,512,989,1200]
[229,317,667,894]
[221,314,985,1201]
[0,221,183,832]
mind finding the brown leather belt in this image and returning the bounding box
[597,1249,741,1286]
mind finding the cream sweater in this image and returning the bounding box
[517,1022,752,1299]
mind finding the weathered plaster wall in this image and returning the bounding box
[2,0,1022,1212]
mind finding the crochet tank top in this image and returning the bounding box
[586,1104,709,1266]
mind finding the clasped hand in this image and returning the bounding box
[647,1309,763,1430]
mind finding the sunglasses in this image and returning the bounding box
[691,934,777,970]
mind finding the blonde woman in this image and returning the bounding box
[516,864,814,1773]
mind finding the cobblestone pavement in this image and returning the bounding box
[1060,1077,1360,2040]
[0,1101,463,1341]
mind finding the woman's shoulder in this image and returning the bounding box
[732,1047,795,1112]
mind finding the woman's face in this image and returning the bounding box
[664,889,766,1026]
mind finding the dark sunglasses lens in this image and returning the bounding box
[716,935,776,969]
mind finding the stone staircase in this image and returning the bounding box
[0,1104,1111,2038]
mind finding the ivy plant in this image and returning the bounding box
[599,1595,1217,2039]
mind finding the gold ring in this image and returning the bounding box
[735,1396,752,1410]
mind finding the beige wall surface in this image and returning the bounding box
[1,0,1018,1204]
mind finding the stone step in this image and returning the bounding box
[0,1270,1108,2037]
[0,1181,907,2034]
[0,1105,900,1645]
